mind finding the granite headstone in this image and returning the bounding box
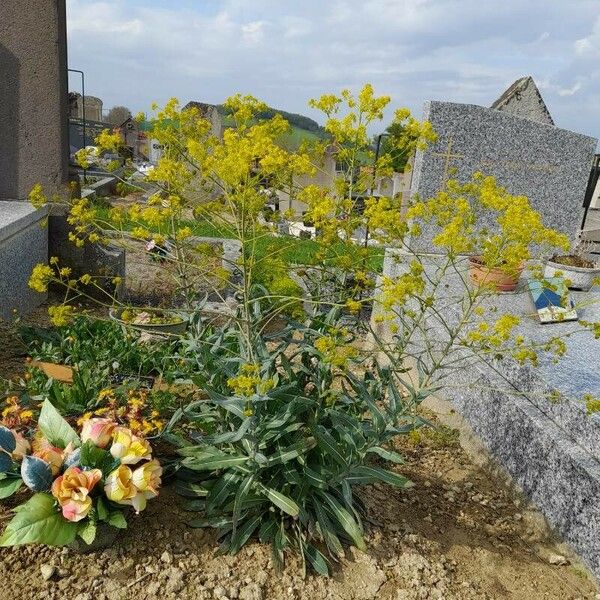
[407,100,597,251]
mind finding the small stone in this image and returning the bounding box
[41,564,56,581]
[513,513,523,521]
[57,567,70,578]
[547,553,569,566]
[160,551,173,564]
[165,567,186,594]
[214,585,228,598]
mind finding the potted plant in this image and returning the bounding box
[468,256,524,292]
[544,240,600,291]
[109,307,189,335]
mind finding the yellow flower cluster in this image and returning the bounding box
[28,184,47,209]
[48,305,75,327]
[314,335,358,369]
[78,387,164,437]
[28,264,54,293]
[380,261,425,311]
[1,396,34,429]
[227,364,275,397]
[67,199,100,248]
[407,174,569,270]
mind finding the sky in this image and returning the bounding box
[66,0,600,139]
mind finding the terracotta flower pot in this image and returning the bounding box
[468,256,523,292]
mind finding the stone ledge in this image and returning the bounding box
[0,201,48,244]
[0,201,48,319]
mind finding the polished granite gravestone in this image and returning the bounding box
[0,202,48,319]
[381,249,600,578]
[407,101,597,251]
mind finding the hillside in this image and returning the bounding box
[217,104,329,149]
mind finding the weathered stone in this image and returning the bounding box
[40,564,56,581]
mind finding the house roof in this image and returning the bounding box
[490,76,554,125]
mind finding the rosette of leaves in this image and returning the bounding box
[172,309,427,575]
[0,400,127,547]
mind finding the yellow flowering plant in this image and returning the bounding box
[19,83,600,573]
[0,399,162,547]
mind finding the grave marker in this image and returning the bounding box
[407,97,597,252]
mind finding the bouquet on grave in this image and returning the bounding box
[0,399,162,546]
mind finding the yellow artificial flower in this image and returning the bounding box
[109,426,152,465]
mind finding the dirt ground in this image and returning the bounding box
[0,317,599,599]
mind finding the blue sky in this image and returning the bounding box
[66,0,600,140]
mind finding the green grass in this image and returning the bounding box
[93,204,384,272]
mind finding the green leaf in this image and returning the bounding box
[260,486,299,517]
[96,497,109,521]
[347,466,413,489]
[188,515,233,528]
[0,477,22,499]
[304,543,330,576]
[206,472,239,514]
[182,450,248,471]
[258,518,278,543]
[0,493,79,546]
[106,511,127,529]
[78,520,97,545]
[267,437,316,466]
[80,441,120,477]
[232,475,255,534]
[38,400,80,449]
[366,447,405,464]
[321,492,365,551]
[229,513,262,554]
[314,426,346,468]
[314,502,344,558]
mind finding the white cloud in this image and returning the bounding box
[241,21,267,46]
[557,82,582,97]
[65,0,600,140]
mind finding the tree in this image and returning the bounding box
[378,116,436,173]
[105,106,132,125]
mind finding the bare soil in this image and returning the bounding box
[0,317,598,599]
[550,254,596,269]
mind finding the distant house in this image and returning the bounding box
[115,116,149,160]
[182,101,222,138]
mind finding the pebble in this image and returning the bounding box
[41,564,56,581]
[547,553,569,566]
[161,551,174,564]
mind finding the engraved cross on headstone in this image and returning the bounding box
[431,136,464,191]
